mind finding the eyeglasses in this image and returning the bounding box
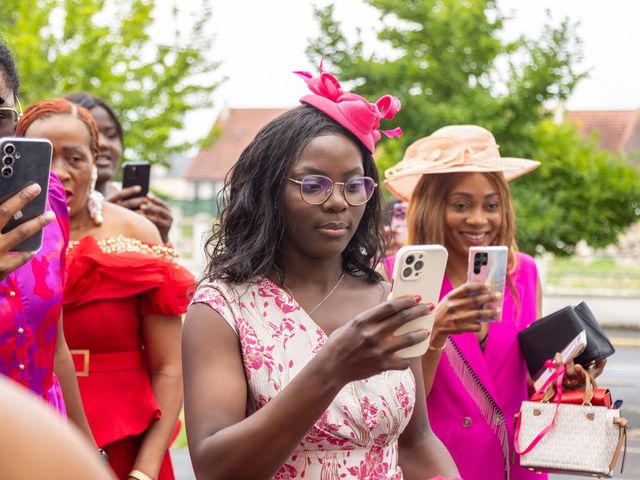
[0,97,22,137]
[288,174,377,206]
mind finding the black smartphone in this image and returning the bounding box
[0,137,53,252]
[121,161,150,198]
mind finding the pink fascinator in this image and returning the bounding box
[295,61,402,153]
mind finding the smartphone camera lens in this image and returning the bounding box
[2,155,13,166]
[474,266,481,274]
[3,143,15,155]
[402,267,413,278]
[414,260,424,271]
[406,255,415,265]
[1,166,13,178]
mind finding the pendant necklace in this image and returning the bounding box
[282,272,345,315]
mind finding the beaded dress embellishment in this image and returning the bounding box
[67,235,178,261]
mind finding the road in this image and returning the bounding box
[170,329,640,479]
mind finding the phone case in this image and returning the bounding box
[532,330,587,391]
[466,246,508,321]
[0,137,52,252]
[390,244,448,358]
[121,162,150,197]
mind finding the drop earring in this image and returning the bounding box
[87,165,104,225]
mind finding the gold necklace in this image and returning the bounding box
[282,272,346,315]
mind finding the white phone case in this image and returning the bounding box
[390,245,448,358]
[533,330,587,391]
[466,246,508,322]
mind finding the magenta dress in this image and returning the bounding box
[383,252,545,480]
[0,171,70,415]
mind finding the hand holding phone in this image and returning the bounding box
[466,246,508,321]
[121,161,150,198]
[390,245,448,358]
[0,185,56,280]
[533,330,587,391]
[0,137,53,253]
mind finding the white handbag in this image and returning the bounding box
[515,361,628,478]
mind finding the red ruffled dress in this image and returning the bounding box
[63,235,195,480]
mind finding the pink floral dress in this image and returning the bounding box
[191,278,416,480]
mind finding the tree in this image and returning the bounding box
[307,0,640,255]
[511,121,640,254]
[0,0,221,166]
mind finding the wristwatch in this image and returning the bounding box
[98,448,109,464]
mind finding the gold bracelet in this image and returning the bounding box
[428,338,447,351]
[129,470,154,480]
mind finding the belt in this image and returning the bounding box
[70,349,144,377]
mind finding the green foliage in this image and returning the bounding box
[512,121,640,255]
[308,1,584,156]
[0,0,221,166]
[308,0,640,254]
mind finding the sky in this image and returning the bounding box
[156,0,640,144]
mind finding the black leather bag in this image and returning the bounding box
[517,301,615,378]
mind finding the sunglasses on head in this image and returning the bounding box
[288,174,377,206]
[0,97,22,137]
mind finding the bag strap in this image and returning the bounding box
[573,363,595,405]
[610,417,628,473]
[541,358,596,405]
[514,359,566,455]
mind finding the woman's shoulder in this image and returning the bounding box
[190,278,263,332]
[192,278,257,306]
[515,251,538,273]
[102,201,161,244]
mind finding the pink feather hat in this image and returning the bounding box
[295,61,402,153]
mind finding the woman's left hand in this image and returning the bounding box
[139,195,173,243]
[563,358,607,390]
[107,188,173,243]
[428,282,500,348]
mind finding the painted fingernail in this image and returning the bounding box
[27,183,41,195]
[426,302,435,311]
[43,211,55,222]
[414,295,422,303]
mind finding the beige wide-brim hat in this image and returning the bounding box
[384,125,540,202]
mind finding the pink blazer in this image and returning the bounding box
[384,252,545,480]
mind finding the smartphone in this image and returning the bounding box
[533,330,587,391]
[390,245,448,358]
[390,202,408,246]
[0,137,52,252]
[466,246,508,321]
[121,161,150,198]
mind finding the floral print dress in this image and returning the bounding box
[191,278,416,480]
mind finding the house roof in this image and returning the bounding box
[565,110,640,154]
[185,108,289,182]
